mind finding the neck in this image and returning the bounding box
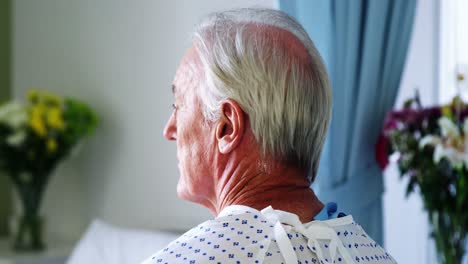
[205,153,323,223]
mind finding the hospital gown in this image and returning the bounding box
[141,204,397,264]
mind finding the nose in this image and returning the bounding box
[163,112,177,140]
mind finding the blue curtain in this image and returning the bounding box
[279,0,417,245]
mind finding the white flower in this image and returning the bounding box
[0,101,27,129]
[419,135,442,149]
[438,117,460,138]
[433,144,468,168]
[6,130,26,147]
[420,117,468,168]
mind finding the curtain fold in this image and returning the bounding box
[279,0,417,245]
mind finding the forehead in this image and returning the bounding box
[173,46,203,96]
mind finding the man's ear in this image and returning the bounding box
[215,99,245,154]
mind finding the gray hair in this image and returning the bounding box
[193,8,332,182]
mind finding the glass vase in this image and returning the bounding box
[9,172,47,252]
[12,213,44,251]
[430,211,466,264]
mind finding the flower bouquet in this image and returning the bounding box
[377,93,467,264]
[0,89,98,251]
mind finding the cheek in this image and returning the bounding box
[176,147,211,201]
[176,129,206,174]
[179,127,215,181]
[178,121,213,157]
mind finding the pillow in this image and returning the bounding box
[66,219,181,264]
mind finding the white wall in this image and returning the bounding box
[13,0,275,242]
[383,0,439,263]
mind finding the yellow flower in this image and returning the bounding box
[47,138,58,153]
[27,89,40,104]
[42,92,62,106]
[29,104,47,137]
[451,96,464,108]
[29,115,46,137]
[46,107,65,130]
[27,89,62,106]
[441,105,453,119]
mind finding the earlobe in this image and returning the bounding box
[215,99,245,154]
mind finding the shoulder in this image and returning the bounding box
[141,211,275,264]
[328,218,397,263]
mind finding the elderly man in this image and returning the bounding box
[142,8,396,264]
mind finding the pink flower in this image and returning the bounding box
[376,133,390,169]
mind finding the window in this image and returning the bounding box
[439,0,468,103]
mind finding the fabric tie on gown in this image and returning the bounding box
[261,206,355,264]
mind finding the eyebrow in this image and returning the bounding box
[171,84,176,94]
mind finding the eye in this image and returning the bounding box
[171,103,178,111]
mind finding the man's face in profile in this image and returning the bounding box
[163,47,217,205]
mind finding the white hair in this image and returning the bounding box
[193,8,332,182]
